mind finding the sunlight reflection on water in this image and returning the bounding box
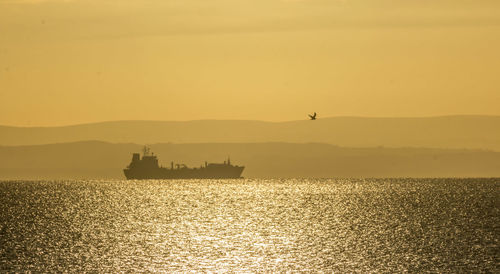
[0,178,498,272]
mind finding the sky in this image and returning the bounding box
[0,0,499,126]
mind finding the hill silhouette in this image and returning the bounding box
[0,116,499,150]
[1,141,499,179]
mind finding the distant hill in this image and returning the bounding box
[0,116,499,150]
[0,141,499,179]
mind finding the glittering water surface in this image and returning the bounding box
[0,179,498,272]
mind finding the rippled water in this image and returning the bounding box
[0,179,498,272]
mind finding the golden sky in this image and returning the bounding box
[1,0,499,126]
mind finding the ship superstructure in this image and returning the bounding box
[123,147,245,179]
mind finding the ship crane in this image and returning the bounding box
[176,164,187,169]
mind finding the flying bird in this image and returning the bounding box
[308,112,317,120]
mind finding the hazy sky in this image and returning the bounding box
[1,0,499,126]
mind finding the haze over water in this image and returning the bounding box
[1,178,498,272]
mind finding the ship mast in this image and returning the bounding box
[142,146,151,156]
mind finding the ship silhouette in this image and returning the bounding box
[124,147,245,179]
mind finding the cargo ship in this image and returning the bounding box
[123,147,245,179]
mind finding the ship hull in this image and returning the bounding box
[124,166,245,180]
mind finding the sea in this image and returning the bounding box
[0,178,498,272]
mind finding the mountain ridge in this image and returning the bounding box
[0,115,499,150]
[2,115,498,129]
